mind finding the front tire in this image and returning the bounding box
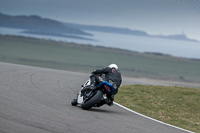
[81,90,103,110]
[71,97,78,106]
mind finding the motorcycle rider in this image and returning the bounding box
[90,63,122,106]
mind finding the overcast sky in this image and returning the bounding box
[1,0,200,41]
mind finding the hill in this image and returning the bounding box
[0,12,198,42]
[0,13,92,37]
[63,22,199,42]
[64,22,148,36]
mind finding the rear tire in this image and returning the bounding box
[81,90,103,110]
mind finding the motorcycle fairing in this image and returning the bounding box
[77,79,92,104]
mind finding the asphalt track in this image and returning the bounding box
[0,62,193,133]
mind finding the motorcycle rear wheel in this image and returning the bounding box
[81,90,103,110]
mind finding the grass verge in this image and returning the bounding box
[115,85,200,133]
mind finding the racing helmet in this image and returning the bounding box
[108,64,118,69]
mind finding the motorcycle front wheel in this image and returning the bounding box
[71,97,78,106]
[81,90,103,110]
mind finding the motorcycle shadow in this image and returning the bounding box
[84,106,120,114]
[72,104,120,114]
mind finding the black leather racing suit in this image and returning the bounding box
[92,67,122,95]
[91,67,122,106]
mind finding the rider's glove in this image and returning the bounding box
[91,70,96,74]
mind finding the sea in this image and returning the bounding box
[1,27,200,59]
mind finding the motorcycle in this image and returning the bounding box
[71,75,114,110]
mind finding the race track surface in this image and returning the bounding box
[0,62,192,133]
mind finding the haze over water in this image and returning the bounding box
[1,27,200,59]
[1,0,200,59]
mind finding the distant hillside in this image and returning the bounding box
[64,22,199,43]
[0,12,198,42]
[153,34,198,42]
[64,22,148,36]
[0,13,92,37]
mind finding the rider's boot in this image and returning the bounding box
[106,99,113,106]
[106,94,114,106]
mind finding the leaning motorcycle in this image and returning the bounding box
[71,75,114,110]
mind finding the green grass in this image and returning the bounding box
[1,34,200,84]
[115,85,200,133]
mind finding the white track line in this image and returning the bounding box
[114,102,195,133]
